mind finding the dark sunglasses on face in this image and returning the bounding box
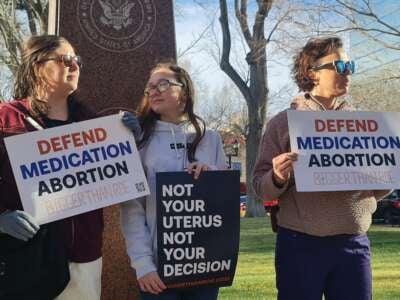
[144,79,183,96]
[312,60,355,74]
[38,54,83,69]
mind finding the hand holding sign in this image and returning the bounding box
[272,152,298,185]
[0,210,40,241]
[120,111,142,142]
[186,162,210,180]
[138,271,167,295]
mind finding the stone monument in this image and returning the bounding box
[48,1,176,299]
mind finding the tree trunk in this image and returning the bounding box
[244,18,267,216]
[26,6,38,36]
[218,0,270,217]
[245,61,267,217]
[245,105,265,217]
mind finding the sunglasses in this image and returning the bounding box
[144,79,183,96]
[312,60,355,74]
[38,54,83,69]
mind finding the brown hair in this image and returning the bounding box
[136,62,205,163]
[13,35,73,116]
[292,36,343,92]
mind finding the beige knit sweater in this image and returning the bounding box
[252,93,390,236]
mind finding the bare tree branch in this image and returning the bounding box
[336,0,374,16]
[333,0,400,52]
[335,26,400,37]
[219,0,251,103]
[234,0,252,48]
[0,1,23,75]
[266,7,291,43]
[178,19,214,58]
[0,0,47,76]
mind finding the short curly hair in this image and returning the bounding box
[292,36,343,92]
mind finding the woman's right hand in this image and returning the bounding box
[0,210,40,241]
[272,152,298,185]
[138,271,166,294]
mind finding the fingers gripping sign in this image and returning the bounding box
[272,152,298,185]
[186,162,210,180]
[138,271,166,295]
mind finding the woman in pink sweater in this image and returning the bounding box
[252,36,389,300]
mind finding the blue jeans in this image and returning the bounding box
[140,286,219,300]
[275,227,372,300]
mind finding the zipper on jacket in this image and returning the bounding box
[24,115,44,130]
[71,217,75,250]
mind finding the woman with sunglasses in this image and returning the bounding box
[252,36,389,300]
[0,35,103,299]
[121,62,227,299]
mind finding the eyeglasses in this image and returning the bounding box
[144,79,183,96]
[312,60,355,74]
[38,55,83,69]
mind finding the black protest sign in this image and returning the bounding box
[156,170,240,289]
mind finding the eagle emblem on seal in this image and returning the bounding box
[98,0,135,30]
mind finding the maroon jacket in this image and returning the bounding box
[0,99,103,263]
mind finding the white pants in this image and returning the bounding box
[55,257,102,300]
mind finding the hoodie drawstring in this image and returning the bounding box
[169,125,180,160]
[183,124,188,169]
[169,123,189,170]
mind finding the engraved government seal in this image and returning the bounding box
[77,0,156,52]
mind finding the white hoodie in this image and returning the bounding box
[120,120,227,279]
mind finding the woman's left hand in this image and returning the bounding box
[120,111,142,141]
[186,162,210,180]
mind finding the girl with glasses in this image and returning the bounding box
[0,35,103,300]
[121,62,227,300]
[252,36,390,300]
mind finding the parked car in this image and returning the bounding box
[240,182,247,195]
[263,199,278,214]
[239,195,279,216]
[372,190,400,225]
[240,195,247,218]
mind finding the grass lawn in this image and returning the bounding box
[219,217,400,300]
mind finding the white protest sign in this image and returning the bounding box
[288,110,400,192]
[5,114,149,224]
